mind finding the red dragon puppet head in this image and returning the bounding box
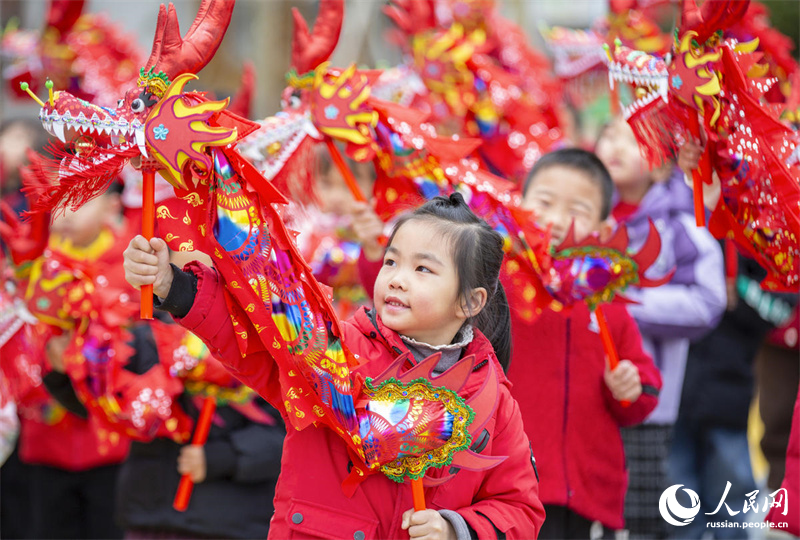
[604,0,800,291]
[2,0,144,105]
[27,0,249,214]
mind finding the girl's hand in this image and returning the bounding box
[678,140,721,210]
[349,200,385,262]
[401,509,456,540]
[45,332,71,373]
[177,445,207,483]
[123,235,173,298]
[677,139,704,178]
[604,359,642,403]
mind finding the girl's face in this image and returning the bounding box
[374,220,467,346]
[595,117,649,190]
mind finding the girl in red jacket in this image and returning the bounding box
[123,193,545,540]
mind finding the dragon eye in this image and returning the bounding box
[131,98,146,113]
[117,99,124,108]
[289,96,301,108]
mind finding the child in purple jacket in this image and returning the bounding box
[596,117,727,539]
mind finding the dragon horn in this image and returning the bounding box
[145,0,235,80]
[46,0,85,36]
[463,354,500,435]
[143,3,168,74]
[633,219,674,287]
[291,0,344,74]
[631,219,662,271]
[698,0,750,43]
[679,0,704,36]
[606,224,630,254]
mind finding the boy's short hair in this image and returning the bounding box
[522,148,614,220]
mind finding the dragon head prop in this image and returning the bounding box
[384,0,564,184]
[239,0,387,202]
[604,0,800,291]
[2,0,144,105]
[28,0,249,213]
[604,0,758,161]
[539,0,670,107]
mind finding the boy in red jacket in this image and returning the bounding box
[507,148,662,539]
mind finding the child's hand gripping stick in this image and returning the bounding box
[173,396,216,511]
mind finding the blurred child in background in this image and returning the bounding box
[510,148,663,539]
[595,118,726,540]
[11,188,132,540]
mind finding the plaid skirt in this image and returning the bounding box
[621,424,673,540]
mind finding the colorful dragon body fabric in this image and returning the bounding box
[2,0,144,106]
[604,0,800,291]
[235,0,670,328]
[0,268,126,461]
[381,0,565,184]
[24,0,505,486]
[727,1,799,104]
[362,100,671,321]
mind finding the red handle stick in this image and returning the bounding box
[596,306,630,407]
[687,114,711,228]
[411,477,426,511]
[173,397,217,512]
[725,236,738,286]
[324,139,387,246]
[325,139,367,202]
[140,168,156,320]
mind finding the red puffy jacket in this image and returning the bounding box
[175,262,545,539]
[18,403,130,471]
[506,302,662,530]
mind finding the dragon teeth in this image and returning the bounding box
[53,122,67,143]
[134,129,148,158]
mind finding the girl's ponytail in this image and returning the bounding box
[473,281,512,372]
